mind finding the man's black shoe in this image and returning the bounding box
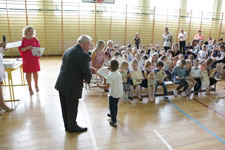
[109,121,117,127]
[68,125,88,133]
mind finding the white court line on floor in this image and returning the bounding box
[154,130,173,150]
[81,99,98,150]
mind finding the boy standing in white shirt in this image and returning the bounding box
[98,60,123,127]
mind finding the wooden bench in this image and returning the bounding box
[85,74,222,97]
[139,79,221,97]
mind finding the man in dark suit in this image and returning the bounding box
[55,35,92,133]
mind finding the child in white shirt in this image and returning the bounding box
[199,44,208,59]
[129,59,143,101]
[191,59,202,95]
[111,52,122,65]
[98,60,123,127]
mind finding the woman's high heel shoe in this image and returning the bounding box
[29,88,34,96]
[35,86,39,92]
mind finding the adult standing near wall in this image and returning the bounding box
[134,32,141,49]
[18,26,41,96]
[162,27,173,52]
[194,30,204,41]
[178,29,187,55]
[55,35,92,133]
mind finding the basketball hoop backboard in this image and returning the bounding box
[82,0,115,4]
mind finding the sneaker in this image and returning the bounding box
[137,96,142,101]
[164,96,169,100]
[181,91,186,97]
[109,121,117,127]
[174,90,178,97]
[107,114,111,118]
[194,91,198,95]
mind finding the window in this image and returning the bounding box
[101,0,139,18]
[54,0,94,17]
[0,0,39,15]
[187,0,214,22]
[150,0,180,10]
[150,0,180,20]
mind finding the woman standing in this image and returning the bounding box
[0,40,13,112]
[194,30,204,41]
[162,27,173,51]
[19,26,41,96]
[91,40,105,70]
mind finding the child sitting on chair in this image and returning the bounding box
[191,59,202,95]
[160,55,172,81]
[173,60,189,97]
[97,60,123,127]
[142,61,155,102]
[120,61,130,102]
[185,60,196,96]
[129,59,143,101]
[212,44,225,79]
[200,60,210,94]
[155,61,169,100]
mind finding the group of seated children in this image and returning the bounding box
[95,39,225,103]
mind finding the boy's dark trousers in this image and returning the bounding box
[165,70,172,81]
[176,79,188,91]
[155,81,167,96]
[194,78,201,91]
[109,96,119,123]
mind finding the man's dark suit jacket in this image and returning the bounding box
[55,44,91,99]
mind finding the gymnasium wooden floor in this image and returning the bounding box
[1,57,225,150]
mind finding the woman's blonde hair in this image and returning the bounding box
[22,26,36,37]
[94,40,105,52]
